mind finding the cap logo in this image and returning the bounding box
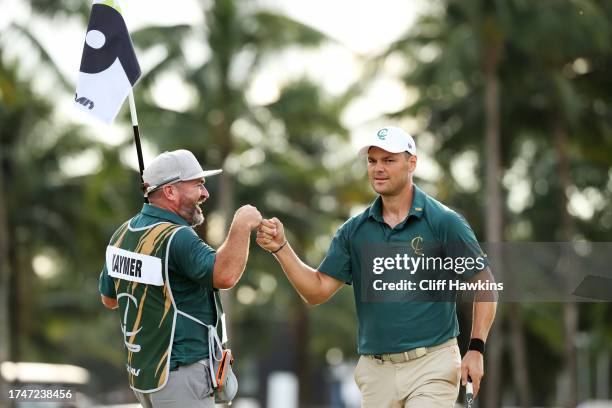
[377,128,388,140]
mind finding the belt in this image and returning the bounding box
[368,338,457,363]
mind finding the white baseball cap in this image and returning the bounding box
[357,126,417,156]
[143,149,222,196]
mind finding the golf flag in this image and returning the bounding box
[75,0,141,124]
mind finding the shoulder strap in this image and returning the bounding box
[213,290,228,345]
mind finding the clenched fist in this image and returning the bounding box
[233,205,262,230]
[256,217,286,253]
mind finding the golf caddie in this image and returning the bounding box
[257,126,498,407]
[99,149,261,408]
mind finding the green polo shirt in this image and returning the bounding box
[318,185,487,355]
[99,204,217,369]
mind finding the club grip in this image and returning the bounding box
[465,380,474,408]
[466,381,473,395]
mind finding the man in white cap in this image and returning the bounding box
[99,149,261,407]
[257,127,497,407]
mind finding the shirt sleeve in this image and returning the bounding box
[170,227,217,288]
[100,221,129,299]
[318,222,353,284]
[99,264,117,298]
[439,210,489,280]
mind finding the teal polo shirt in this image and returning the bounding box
[318,185,487,355]
[99,204,217,369]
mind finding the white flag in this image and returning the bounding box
[75,0,141,124]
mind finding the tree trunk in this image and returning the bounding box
[0,145,10,384]
[554,117,578,408]
[7,232,21,363]
[0,147,23,363]
[482,18,533,406]
[508,303,532,406]
[212,111,238,379]
[482,33,504,408]
[294,298,310,406]
[219,170,235,234]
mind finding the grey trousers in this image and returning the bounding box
[134,360,214,408]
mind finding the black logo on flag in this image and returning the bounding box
[80,4,141,85]
[75,94,94,110]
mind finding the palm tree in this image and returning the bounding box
[386,2,611,404]
[0,4,88,368]
[130,0,328,228]
[0,12,137,377]
[249,79,361,403]
[126,1,361,403]
[0,65,10,385]
[0,54,78,359]
[382,1,530,404]
[500,2,611,404]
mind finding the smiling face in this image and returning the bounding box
[367,147,416,197]
[173,178,209,226]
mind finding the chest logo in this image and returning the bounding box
[411,236,424,256]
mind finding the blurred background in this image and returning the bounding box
[1,0,612,407]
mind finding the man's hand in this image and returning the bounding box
[256,218,286,252]
[233,205,262,230]
[101,295,118,310]
[461,350,484,397]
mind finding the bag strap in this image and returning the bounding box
[213,290,228,345]
[209,292,228,390]
[176,290,227,345]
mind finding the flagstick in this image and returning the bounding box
[128,91,148,203]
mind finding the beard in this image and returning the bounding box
[179,200,205,226]
[191,211,204,227]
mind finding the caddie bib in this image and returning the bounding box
[106,220,183,392]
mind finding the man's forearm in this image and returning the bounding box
[469,268,497,340]
[214,223,251,289]
[471,298,497,341]
[274,243,335,305]
[463,297,493,396]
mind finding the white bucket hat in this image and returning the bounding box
[143,149,222,196]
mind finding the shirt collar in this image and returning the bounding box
[409,184,426,219]
[368,196,385,223]
[141,203,190,226]
[368,184,426,225]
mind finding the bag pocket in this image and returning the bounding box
[208,326,238,403]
